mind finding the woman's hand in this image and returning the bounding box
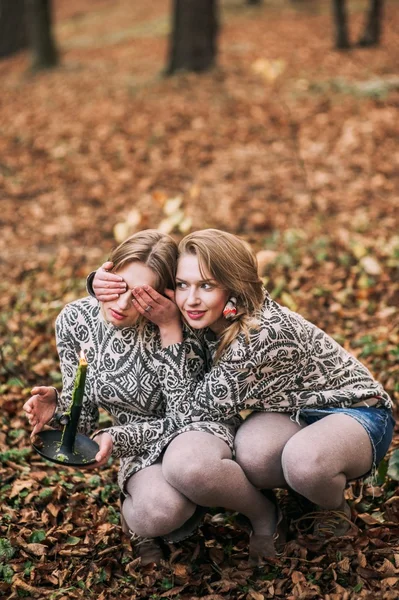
[93,261,127,302]
[89,432,113,468]
[132,286,183,347]
[132,286,181,327]
[23,386,57,437]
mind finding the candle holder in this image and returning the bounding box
[32,419,100,467]
[32,352,99,467]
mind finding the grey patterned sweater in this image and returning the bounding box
[153,291,392,425]
[55,296,236,489]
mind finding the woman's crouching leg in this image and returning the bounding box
[234,412,302,489]
[162,432,233,506]
[281,414,373,508]
[122,461,196,538]
[162,431,280,541]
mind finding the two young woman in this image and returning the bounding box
[24,230,284,565]
[93,228,394,559]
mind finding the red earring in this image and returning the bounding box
[223,297,237,320]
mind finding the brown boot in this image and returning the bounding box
[293,500,356,539]
[162,505,207,544]
[313,501,356,539]
[133,536,163,566]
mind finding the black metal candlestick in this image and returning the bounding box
[33,353,99,467]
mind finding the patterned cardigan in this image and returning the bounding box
[55,296,236,489]
[153,291,392,426]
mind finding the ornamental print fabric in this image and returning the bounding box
[153,290,392,425]
[55,296,237,489]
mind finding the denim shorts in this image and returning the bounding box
[299,406,395,474]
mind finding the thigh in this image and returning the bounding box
[235,412,303,460]
[163,431,232,466]
[284,414,373,480]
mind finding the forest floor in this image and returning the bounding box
[0,0,399,598]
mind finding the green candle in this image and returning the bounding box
[71,352,88,408]
[56,351,88,460]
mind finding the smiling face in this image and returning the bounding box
[101,261,157,328]
[175,253,229,334]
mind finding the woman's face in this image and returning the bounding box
[175,253,229,334]
[102,261,157,328]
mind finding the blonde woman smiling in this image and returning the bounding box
[92,229,393,562]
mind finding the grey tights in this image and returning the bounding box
[234,412,373,509]
[121,414,373,539]
[122,431,278,538]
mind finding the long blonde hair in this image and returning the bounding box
[178,229,264,359]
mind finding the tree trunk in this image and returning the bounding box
[358,0,383,46]
[166,0,219,75]
[0,0,28,58]
[332,0,350,49]
[24,0,58,70]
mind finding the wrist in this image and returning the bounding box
[50,386,60,404]
[159,323,183,348]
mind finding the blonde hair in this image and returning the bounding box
[109,230,178,292]
[109,230,178,332]
[178,229,264,360]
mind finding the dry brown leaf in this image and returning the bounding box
[377,558,399,578]
[10,479,34,499]
[291,571,305,584]
[24,543,48,557]
[160,586,188,598]
[247,590,265,600]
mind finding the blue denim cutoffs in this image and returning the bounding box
[299,406,395,473]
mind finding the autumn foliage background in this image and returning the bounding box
[0,0,398,598]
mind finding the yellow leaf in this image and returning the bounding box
[178,216,192,234]
[252,58,286,82]
[126,208,142,227]
[163,196,182,216]
[360,256,382,276]
[352,243,368,259]
[158,217,175,234]
[113,221,130,243]
[280,292,297,312]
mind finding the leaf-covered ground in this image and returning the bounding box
[1,0,398,598]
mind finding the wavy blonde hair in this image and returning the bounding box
[178,229,264,360]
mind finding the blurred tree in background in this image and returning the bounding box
[0,0,28,57]
[0,0,386,74]
[0,0,58,68]
[166,0,219,74]
[333,0,384,48]
[25,0,58,70]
